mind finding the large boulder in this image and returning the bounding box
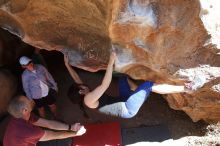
[0,0,219,122]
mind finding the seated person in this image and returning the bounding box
[64,52,191,118]
[4,95,86,146]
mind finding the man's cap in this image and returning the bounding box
[19,56,32,65]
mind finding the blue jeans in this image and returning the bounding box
[119,77,153,118]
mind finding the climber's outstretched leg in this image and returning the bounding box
[151,84,187,94]
[121,81,190,118]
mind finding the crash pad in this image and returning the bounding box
[72,122,121,146]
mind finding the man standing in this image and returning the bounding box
[4,95,86,146]
[20,56,58,118]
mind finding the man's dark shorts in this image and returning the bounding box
[33,89,57,108]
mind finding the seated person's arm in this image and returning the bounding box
[64,55,83,85]
[39,130,76,141]
[39,127,86,141]
[33,118,68,130]
[33,118,83,132]
[84,52,116,108]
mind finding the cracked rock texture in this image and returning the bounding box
[0,0,220,122]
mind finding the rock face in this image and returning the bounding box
[0,69,17,116]
[0,0,220,122]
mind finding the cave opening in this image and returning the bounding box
[0,28,208,143]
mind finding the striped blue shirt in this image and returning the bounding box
[22,64,57,99]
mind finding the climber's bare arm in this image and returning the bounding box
[84,52,116,108]
[64,55,83,85]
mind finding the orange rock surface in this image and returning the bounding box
[0,0,220,122]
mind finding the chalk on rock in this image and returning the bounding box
[190,75,206,90]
